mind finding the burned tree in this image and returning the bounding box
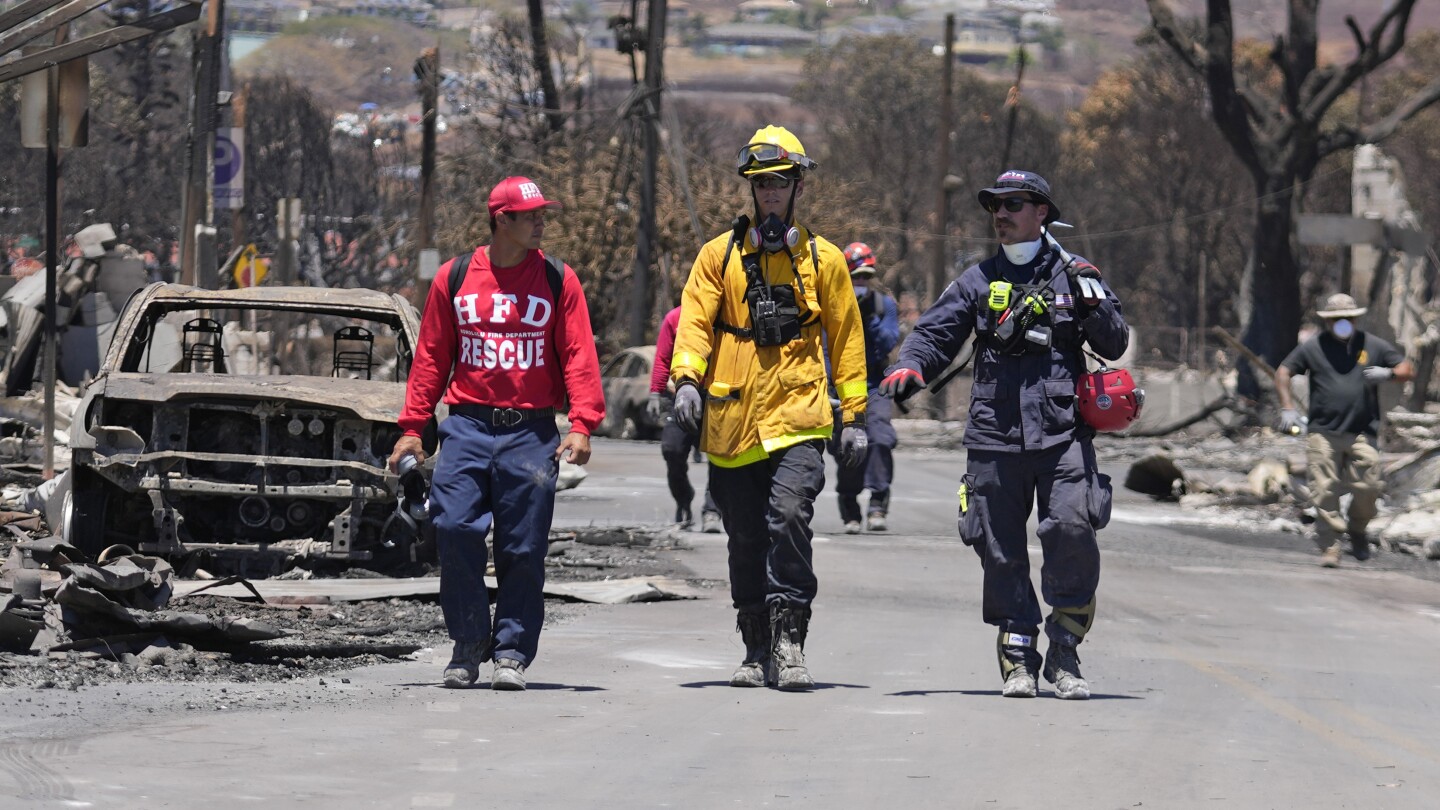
[1145,0,1440,397]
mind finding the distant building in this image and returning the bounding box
[700,22,817,55]
[737,0,798,24]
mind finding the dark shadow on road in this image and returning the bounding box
[679,681,870,690]
[889,689,1142,700]
[397,682,606,692]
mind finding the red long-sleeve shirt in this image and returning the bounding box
[650,306,682,394]
[399,247,605,436]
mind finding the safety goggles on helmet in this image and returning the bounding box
[736,141,818,174]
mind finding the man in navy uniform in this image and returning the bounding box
[879,170,1129,700]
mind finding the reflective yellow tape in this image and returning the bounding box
[836,380,868,400]
[673,351,708,375]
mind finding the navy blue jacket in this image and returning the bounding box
[858,290,900,388]
[889,246,1129,453]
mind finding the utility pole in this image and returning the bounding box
[42,63,59,479]
[1197,250,1208,371]
[230,83,247,248]
[629,0,666,346]
[930,13,954,306]
[415,45,439,305]
[1000,35,1027,169]
[179,0,224,287]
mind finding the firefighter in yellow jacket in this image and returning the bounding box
[671,125,868,691]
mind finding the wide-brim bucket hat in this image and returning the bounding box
[977,169,1061,224]
[1315,293,1367,319]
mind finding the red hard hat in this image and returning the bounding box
[1077,367,1144,432]
[843,242,876,274]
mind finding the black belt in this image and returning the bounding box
[451,403,555,428]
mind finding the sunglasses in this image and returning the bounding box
[751,174,796,190]
[984,197,1035,214]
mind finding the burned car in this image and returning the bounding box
[62,283,427,568]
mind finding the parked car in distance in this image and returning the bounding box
[61,283,428,570]
[595,345,661,440]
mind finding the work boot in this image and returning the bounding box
[997,631,1040,699]
[675,504,694,530]
[701,511,723,534]
[866,512,887,532]
[770,604,814,691]
[1042,641,1090,700]
[729,608,770,688]
[492,657,527,691]
[1350,532,1371,561]
[844,520,862,535]
[442,640,488,688]
[1320,545,1342,568]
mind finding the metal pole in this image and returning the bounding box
[416,45,439,306]
[1197,249,1208,371]
[43,62,58,479]
[931,13,954,306]
[630,0,666,346]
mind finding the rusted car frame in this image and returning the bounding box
[64,283,426,565]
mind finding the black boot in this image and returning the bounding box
[770,604,814,691]
[729,607,770,687]
[1042,641,1090,700]
[997,630,1041,698]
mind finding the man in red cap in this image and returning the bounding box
[390,176,604,691]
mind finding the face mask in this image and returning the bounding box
[853,284,868,298]
[1001,238,1043,265]
[757,213,790,253]
[1330,319,1354,340]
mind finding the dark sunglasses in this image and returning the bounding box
[984,197,1035,214]
[751,174,796,190]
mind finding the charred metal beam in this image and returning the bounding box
[0,0,111,59]
[0,0,68,39]
[0,1,201,83]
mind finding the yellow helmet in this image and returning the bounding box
[736,125,818,177]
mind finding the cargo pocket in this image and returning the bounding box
[1042,379,1078,437]
[957,476,990,548]
[702,381,745,453]
[1087,472,1113,530]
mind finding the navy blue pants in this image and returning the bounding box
[659,408,719,516]
[833,391,896,521]
[431,412,559,666]
[709,440,826,610]
[960,439,1110,647]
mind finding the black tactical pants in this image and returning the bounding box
[710,440,826,610]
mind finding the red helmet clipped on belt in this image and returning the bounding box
[1077,367,1144,432]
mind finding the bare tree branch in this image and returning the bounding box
[1144,0,1206,74]
[1304,0,1417,121]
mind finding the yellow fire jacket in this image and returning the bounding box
[671,225,868,468]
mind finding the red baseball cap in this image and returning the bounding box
[488,176,563,219]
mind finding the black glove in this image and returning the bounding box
[673,382,702,433]
[838,425,868,469]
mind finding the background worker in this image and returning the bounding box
[832,242,900,533]
[648,304,722,531]
[670,125,869,691]
[879,170,1129,701]
[391,176,604,692]
[1276,293,1414,567]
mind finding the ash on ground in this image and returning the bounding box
[0,525,713,691]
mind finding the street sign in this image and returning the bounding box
[234,243,267,288]
[215,128,244,210]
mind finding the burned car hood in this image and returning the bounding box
[93,373,407,421]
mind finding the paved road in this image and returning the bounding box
[3,437,1439,808]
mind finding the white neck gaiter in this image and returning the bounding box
[1002,238,1043,265]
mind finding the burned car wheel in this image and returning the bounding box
[65,467,122,558]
